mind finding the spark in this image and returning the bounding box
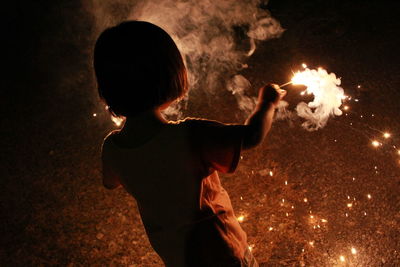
[398,150,400,155]
[343,105,349,110]
[302,63,307,68]
[309,241,314,246]
[340,255,346,262]
[304,198,308,203]
[237,215,245,222]
[383,132,391,139]
[321,219,328,223]
[284,180,288,185]
[269,171,273,176]
[111,116,124,127]
[347,203,353,208]
[357,85,361,88]
[351,247,357,255]
[268,227,273,231]
[371,140,381,147]
[367,194,372,199]
[92,113,97,117]
[248,244,255,251]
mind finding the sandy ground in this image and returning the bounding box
[2,0,399,266]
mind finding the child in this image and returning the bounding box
[94,21,286,267]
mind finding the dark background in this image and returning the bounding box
[2,0,399,265]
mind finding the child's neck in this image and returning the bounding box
[123,109,168,132]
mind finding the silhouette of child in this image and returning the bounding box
[94,21,286,267]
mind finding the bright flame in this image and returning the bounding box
[291,66,345,131]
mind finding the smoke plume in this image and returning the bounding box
[88,0,284,118]
[293,68,345,131]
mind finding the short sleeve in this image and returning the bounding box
[185,118,244,174]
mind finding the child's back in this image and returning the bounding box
[103,117,247,266]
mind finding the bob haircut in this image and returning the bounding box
[94,21,188,117]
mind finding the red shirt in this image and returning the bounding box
[102,118,247,266]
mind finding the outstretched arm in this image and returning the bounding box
[242,84,286,150]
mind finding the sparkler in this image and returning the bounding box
[278,64,345,130]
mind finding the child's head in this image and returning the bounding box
[94,21,188,117]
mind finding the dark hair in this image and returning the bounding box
[94,21,188,116]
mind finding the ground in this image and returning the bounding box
[1,0,399,266]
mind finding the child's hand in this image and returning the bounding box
[258,84,287,107]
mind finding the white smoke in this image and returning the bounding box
[88,0,284,118]
[226,75,257,114]
[293,68,345,131]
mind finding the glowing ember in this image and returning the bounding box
[371,140,381,147]
[111,116,124,127]
[383,132,391,138]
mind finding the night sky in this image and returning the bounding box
[2,0,400,266]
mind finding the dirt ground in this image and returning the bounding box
[2,0,399,266]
